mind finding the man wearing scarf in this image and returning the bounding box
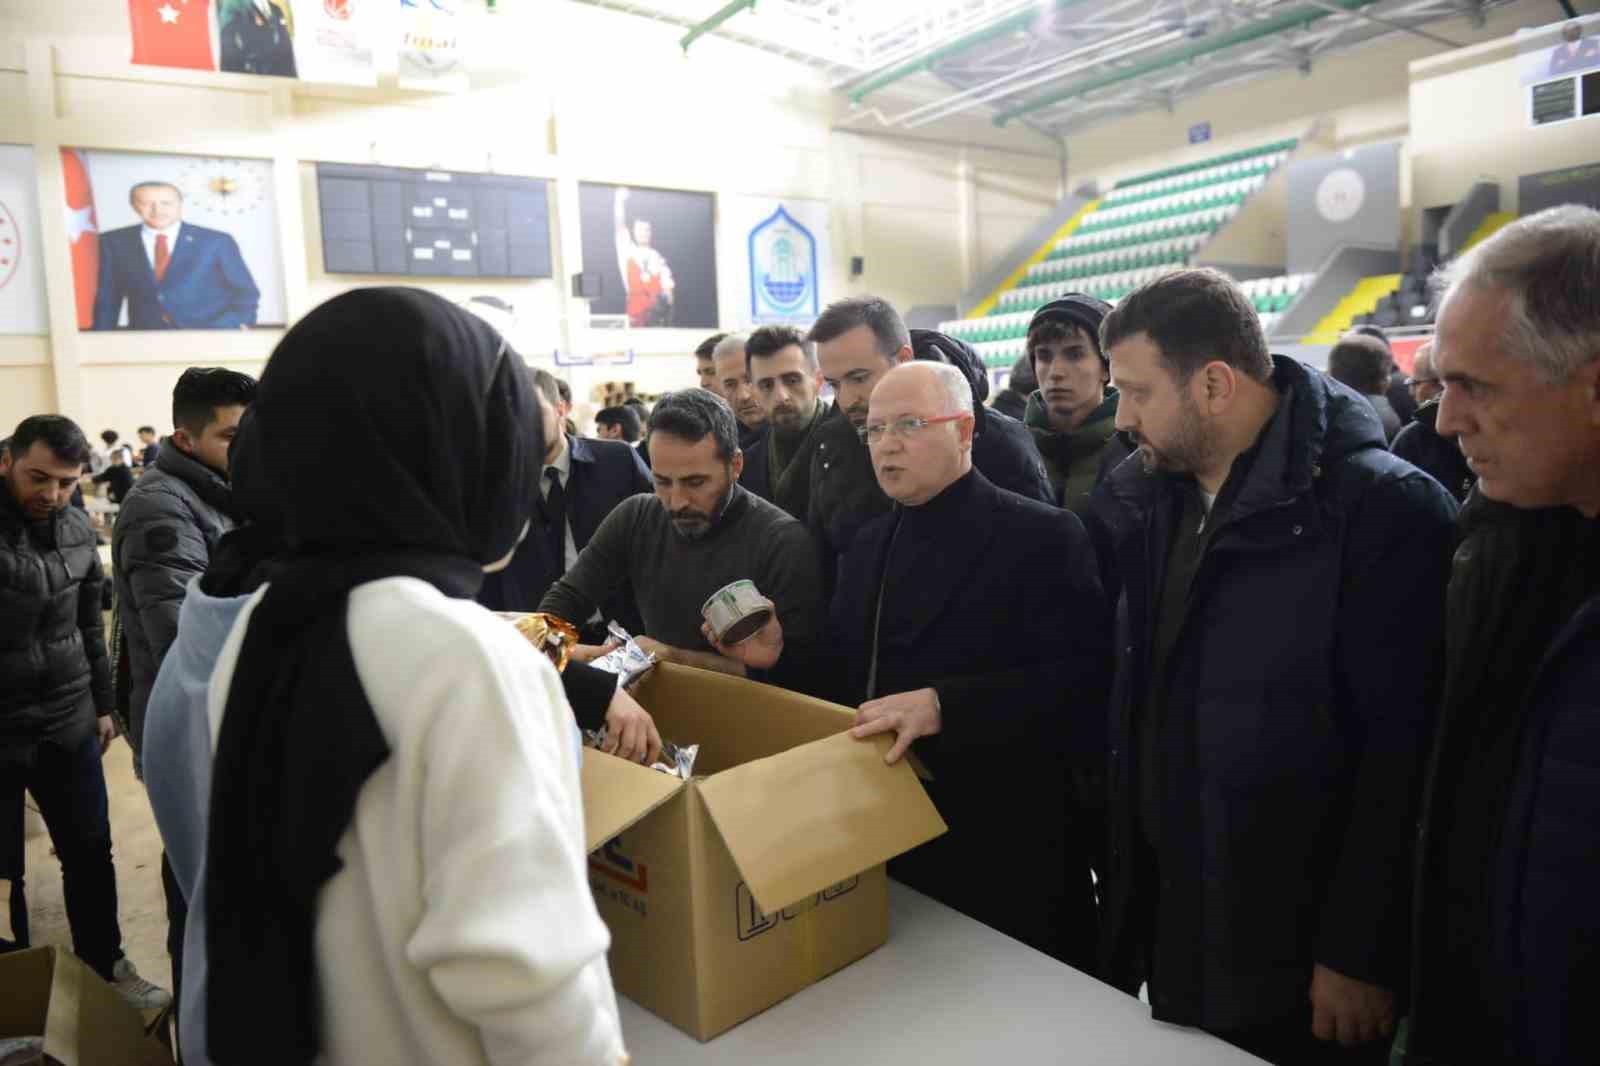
[1022,294,1128,514]
[741,324,835,521]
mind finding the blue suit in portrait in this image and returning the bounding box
[91,223,260,330]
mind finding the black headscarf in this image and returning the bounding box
[204,288,541,1065]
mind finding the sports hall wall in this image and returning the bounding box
[0,0,1065,435]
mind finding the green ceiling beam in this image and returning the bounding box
[848,0,1089,105]
[994,0,1379,125]
[681,0,758,53]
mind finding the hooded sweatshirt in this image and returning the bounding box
[1024,388,1121,514]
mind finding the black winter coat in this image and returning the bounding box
[1090,356,1458,1032]
[808,403,1051,591]
[113,439,236,760]
[827,469,1110,964]
[1489,586,1600,1065]
[1407,498,1600,1066]
[1390,399,1472,503]
[0,491,114,755]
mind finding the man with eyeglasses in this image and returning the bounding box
[831,361,1110,967]
[1393,342,1472,501]
[806,296,1052,592]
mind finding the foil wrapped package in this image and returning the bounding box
[589,621,658,689]
[583,728,700,780]
[497,611,578,673]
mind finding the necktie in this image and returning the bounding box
[544,467,567,569]
[154,233,171,282]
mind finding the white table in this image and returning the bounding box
[618,883,1266,1064]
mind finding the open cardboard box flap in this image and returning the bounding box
[696,730,947,916]
[581,748,686,854]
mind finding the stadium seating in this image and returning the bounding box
[944,272,1316,369]
[946,138,1303,370]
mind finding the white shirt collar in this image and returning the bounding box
[142,221,182,241]
[544,435,572,488]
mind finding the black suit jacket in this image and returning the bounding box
[479,435,652,632]
[827,469,1110,964]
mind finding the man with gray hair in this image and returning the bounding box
[831,362,1110,966]
[1409,204,1600,1066]
[1390,342,1471,502]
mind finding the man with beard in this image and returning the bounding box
[741,325,834,520]
[539,389,821,684]
[1089,268,1457,1064]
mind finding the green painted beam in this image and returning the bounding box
[848,0,1087,105]
[681,0,758,53]
[993,0,1378,125]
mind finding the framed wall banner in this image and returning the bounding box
[63,149,286,332]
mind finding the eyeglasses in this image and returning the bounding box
[858,414,967,446]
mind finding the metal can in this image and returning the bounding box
[701,579,773,646]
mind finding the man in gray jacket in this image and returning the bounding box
[115,367,256,768]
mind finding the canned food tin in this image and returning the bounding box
[701,579,773,646]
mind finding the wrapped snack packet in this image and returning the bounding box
[589,621,657,689]
[497,612,578,673]
[583,728,700,780]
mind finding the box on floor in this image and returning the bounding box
[0,944,172,1066]
[581,663,947,1041]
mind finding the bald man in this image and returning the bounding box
[831,362,1110,966]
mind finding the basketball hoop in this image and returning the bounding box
[556,313,635,367]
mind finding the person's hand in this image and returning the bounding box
[1310,964,1396,1047]
[634,637,676,665]
[95,714,117,754]
[570,639,620,665]
[700,601,783,670]
[850,688,941,765]
[602,687,663,765]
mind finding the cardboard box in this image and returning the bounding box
[581,663,946,1041]
[0,947,172,1065]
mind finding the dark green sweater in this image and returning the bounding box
[538,485,823,680]
[1024,389,1120,514]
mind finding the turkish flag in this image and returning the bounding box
[60,149,99,331]
[129,0,215,70]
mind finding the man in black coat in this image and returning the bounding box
[1407,205,1600,1066]
[0,416,169,1009]
[479,367,653,640]
[1391,344,1473,503]
[1089,270,1457,1064]
[834,362,1109,967]
[806,295,1052,590]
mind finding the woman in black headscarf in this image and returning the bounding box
[202,288,627,1066]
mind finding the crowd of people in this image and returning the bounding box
[0,203,1597,1066]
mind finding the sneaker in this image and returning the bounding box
[111,957,172,1010]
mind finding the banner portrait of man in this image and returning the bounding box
[67,149,286,332]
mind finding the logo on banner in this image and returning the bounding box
[0,200,19,292]
[1315,168,1366,224]
[401,0,462,74]
[748,205,818,323]
[325,0,351,19]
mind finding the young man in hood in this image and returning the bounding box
[1023,294,1127,513]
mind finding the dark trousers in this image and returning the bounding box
[162,851,186,1048]
[1,731,124,980]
